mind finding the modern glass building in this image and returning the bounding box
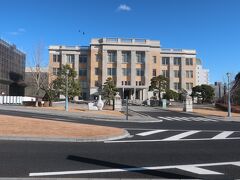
[0,39,26,95]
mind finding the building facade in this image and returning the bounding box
[0,39,26,96]
[49,38,198,100]
[196,58,209,85]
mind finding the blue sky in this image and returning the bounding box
[0,0,240,83]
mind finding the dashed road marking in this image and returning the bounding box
[162,130,200,141]
[212,131,234,139]
[137,130,167,136]
[157,116,218,122]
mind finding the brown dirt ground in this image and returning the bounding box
[0,115,124,139]
[41,106,124,117]
[169,107,240,118]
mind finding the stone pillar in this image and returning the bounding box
[114,92,122,111]
[116,50,122,87]
[131,51,136,87]
[102,49,108,83]
[62,54,67,65]
[183,95,193,112]
[180,57,186,90]
[169,56,174,90]
[145,51,150,87]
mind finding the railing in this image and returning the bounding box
[121,38,133,43]
[134,39,146,44]
[106,38,118,43]
[0,96,36,104]
[161,48,196,54]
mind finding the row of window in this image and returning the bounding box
[162,57,193,65]
[108,51,145,63]
[53,54,88,64]
[53,67,194,79]
[152,70,194,78]
[94,81,145,87]
[174,82,193,90]
[53,54,194,66]
[121,81,145,86]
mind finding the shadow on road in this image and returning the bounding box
[67,155,194,179]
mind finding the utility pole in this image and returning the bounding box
[65,69,69,112]
[226,72,231,117]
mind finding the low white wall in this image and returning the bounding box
[0,96,36,104]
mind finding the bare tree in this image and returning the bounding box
[40,72,56,107]
[28,43,46,107]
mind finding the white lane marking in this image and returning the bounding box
[137,130,167,136]
[231,162,240,166]
[105,137,240,143]
[124,128,240,133]
[157,116,174,120]
[212,131,234,139]
[163,131,200,141]
[177,165,223,175]
[29,161,240,177]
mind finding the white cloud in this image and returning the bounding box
[7,28,26,36]
[117,4,131,12]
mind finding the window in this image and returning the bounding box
[107,51,116,62]
[80,92,87,100]
[162,70,169,78]
[53,55,57,62]
[66,54,74,64]
[79,55,87,63]
[53,55,61,62]
[186,70,193,78]
[122,68,131,76]
[186,83,193,90]
[53,68,60,75]
[152,69,156,76]
[174,70,180,78]
[79,69,87,76]
[174,82,180,90]
[107,68,116,76]
[136,51,145,63]
[80,81,88,88]
[162,57,169,65]
[122,51,131,63]
[138,81,145,86]
[136,68,144,76]
[95,81,99,87]
[95,68,99,75]
[186,58,193,65]
[153,56,157,64]
[95,54,101,61]
[174,57,181,65]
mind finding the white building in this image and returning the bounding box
[196,58,209,85]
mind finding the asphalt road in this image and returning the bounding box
[0,108,240,179]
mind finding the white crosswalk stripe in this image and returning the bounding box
[157,116,217,122]
[163,130,200,141]
[106,129,240,143]
[137,130,167,136]
[212,131,234,139]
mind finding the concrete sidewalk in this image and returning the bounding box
[0,104,161,123]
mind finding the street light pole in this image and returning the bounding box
[65,69,69,112]
[226,72,231,117]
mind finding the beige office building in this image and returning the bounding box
[49,38,197,100]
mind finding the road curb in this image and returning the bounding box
[0,130,130,143]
